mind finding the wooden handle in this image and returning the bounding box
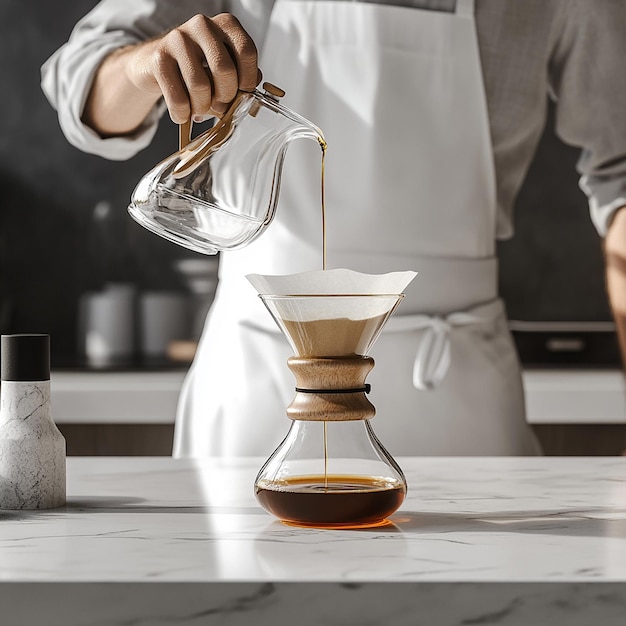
[286,356,376,421]
[263,82,286,99]
[173,92,246,179]
[179,119,192,150]
[177,83,282,151]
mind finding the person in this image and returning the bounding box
[42,0,626,457]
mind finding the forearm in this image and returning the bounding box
[82,44,162,137]
[604,206,626,366]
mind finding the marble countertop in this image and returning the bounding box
[3,456,626,625]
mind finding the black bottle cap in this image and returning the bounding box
[1,334,50,381]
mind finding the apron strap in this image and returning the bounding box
[455,0,475,17]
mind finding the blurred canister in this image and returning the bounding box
[173,258,219,340]
[79,283,136,367]
[139,291,190,359]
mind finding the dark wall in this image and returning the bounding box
[0,0,200,360]
[0,1,613,363]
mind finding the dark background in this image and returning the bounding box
[0,0,201,364]
[0,0,614,365]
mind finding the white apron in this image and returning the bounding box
[173,0,541,458]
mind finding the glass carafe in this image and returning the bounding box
[254,293,408,529]
[128,83,325,255]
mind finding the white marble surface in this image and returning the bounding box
[3,456,626,625]
[0,381,65,509]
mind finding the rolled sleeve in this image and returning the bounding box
[580,174,626,236]
[548,0,626,237]
[40,0,225,161]
[41,32,165,161]
[41,0,275,161]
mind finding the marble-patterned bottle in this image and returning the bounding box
[0,334,66,509]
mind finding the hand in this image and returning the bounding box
[126,13,260,124]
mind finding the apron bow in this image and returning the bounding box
[386,312,483,390]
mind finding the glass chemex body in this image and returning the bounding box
[254,292,408,529]
[128,83,325,255]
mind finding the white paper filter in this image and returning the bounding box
[246,268,417,321]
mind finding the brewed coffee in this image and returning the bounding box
[256,474,405,528]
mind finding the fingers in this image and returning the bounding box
[188,15,240,115]
[150,48,192,124]
[154,31,213,124]
[136,13,260,124]
[211,13,259,93]
[167,30,214,120]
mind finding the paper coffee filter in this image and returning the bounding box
[246,268,417,321]
[247,268,416,295]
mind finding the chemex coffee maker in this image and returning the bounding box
[248,269,416,528]
[128,81,417,529]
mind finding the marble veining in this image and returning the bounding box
[0,381,66,509]
[2,457,626,624]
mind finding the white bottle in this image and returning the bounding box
[0,334,66,509]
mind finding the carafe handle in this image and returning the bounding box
[177,82,286,151]
[179,119,193,150]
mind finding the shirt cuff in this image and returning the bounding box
[579,174,626,236]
